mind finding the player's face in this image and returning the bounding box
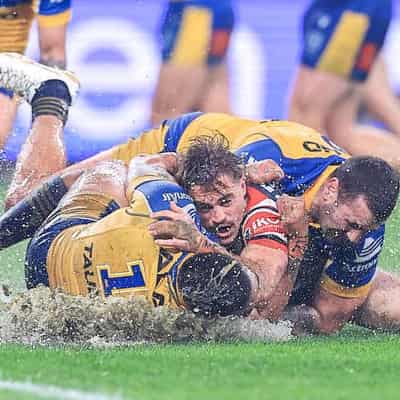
[316,195,375,243]
[189,174,247,246]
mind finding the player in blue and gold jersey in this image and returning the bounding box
[0,0,71,149]
[151,0,234,125]
[25,159,254,317]
[288,0,400,169]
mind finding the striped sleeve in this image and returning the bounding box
[242,197,287,253]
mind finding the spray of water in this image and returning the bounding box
[0,286,293,346]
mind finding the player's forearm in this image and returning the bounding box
[251,234,308,320]
[0,174,71,249]
[287,233,308,283]
[199,239,290,313]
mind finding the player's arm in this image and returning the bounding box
[283,228,384,335]
[238,194,308,320]
[0,169,83,249]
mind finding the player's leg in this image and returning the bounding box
[151,63,207,126]
[0,53,80,209]
[288,65,351,134]
[150,2,214,126]
[362,55,400,138]
[0,91,17,149]
[199,63,230,114]
[353,270,400,331]
[197,2,234,114]
[326,88,400,167]
[289,0,392,146]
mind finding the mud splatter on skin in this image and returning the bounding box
[0,287,293,346]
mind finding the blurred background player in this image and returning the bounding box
[288,0,400,169]
[150,0,234,126]
[0,0,71,150]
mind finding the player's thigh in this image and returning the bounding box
[325,84,362,143]
[151,63,207,123]
[199,63,230,113]
[288,65,351,132]
[354,270,400,329]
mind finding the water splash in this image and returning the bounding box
[0,286,293,346]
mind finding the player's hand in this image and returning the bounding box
[148,202,206,252]
[277,195,308,236]
[245,159,284,184]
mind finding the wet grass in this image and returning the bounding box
[1,335,400,400]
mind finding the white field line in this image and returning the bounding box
[0,379,123,400]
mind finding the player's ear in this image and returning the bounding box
[239,174,247,194]
[323,177,339,204]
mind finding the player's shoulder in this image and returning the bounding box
[245,184,280,211]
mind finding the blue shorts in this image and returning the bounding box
[301,0,392,82]
[160,0,235,66]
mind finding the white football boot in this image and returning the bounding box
[0,52,80,104]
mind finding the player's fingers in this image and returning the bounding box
[265,168,284,182]
[247,159,284,184]
[148,220,177,236]
[154,238,190,252]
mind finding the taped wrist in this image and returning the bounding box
[32,96,69,125]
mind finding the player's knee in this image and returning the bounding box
[177,253,252,317]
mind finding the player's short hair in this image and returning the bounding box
[180,134,244,192]
[332,156,400,224]
[177,253,251,317]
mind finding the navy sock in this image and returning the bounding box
[31,80,71,125]
[31,79,71,105]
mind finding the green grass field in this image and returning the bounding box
[0,182,399,400]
